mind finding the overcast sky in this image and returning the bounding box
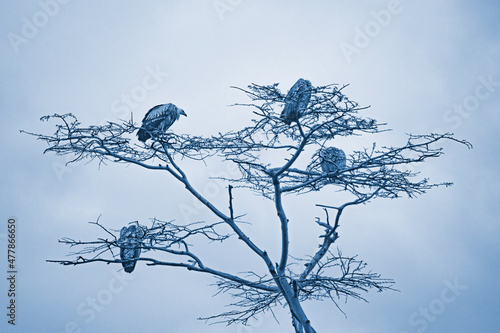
[1,1,499,332]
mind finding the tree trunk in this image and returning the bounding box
[277,276,317,333]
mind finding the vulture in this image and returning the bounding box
[319,147,346,177]
[137,103,187,142]
[280,78,312,125]
[118,224,144,273]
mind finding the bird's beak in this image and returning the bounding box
[181,110,187,117]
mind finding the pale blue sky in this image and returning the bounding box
[1,1,499,332]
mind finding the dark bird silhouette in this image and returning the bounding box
[280,78,312,125]
[137,103,187,142]
[118,224,144,273]
[319,147,346,178]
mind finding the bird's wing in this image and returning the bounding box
[286,79,306,99]
[119,226,128,239]
[158,107,178,132]
[293,80,311,112]
[297,83,312,109]
[143,104,171,122]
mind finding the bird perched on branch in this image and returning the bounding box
[280,78,312,125]
[137,103,187,142]
[118,224,145,273]
[319,147,346,179]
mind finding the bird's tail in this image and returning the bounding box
[123,261,137,273]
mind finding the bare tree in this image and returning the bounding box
[24,81,471,333]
